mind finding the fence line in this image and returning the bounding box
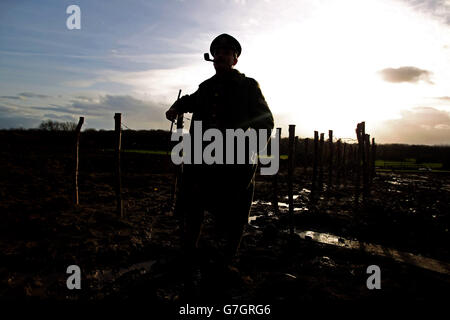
[68,115,377,221]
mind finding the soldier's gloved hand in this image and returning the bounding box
[165,107,178,121]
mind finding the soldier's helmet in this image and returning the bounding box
[210,34,241,58]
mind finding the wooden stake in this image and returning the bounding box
[363,132,369,198]
[114,113,123,217]
[294,136,299,168]
[318,132,324,191]
[370,138,377,181]
[342,142,347,187]
[272,128,281,215]
[312,131,319,196]
[328,130,333,190]
[73,116,84,206]
[355,123,362,196]
[336,139,342,187]
[288,125,296,235]
[304,138,309,174]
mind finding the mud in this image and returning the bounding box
[0,132,449,309]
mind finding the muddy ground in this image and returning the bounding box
[0,132,449,314]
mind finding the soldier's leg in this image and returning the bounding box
[222,178,255,264]
[183,204,204,257]
[215,165,256,265]
[179,166,206,288]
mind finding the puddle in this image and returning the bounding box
[388,180,403,186]
[251,197,310,218]
[248,215,264,223]
[284,195,300,200]
[252,200,278,206]
[293,230,450,275]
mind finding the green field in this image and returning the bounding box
[104,148,168,155]
[105,150,449,172]
[107,148,290,159]
[375,158,442,169]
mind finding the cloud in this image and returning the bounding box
[63,62,208,101]
[0,95,24,100]
[73,95,96,102]
[376,106,450,145]
[66,95,169,129]
[18,92,50,99]
[378,66,434,84]
[0,94,171,130]
[0,115,41,129]
[0,92,50,100]
[398,0,450,25]
[42,114,77,121]
[0,104,15,113]
[31,106,77,113]
[70,95,155,112]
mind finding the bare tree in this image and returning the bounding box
[38,120,78,131]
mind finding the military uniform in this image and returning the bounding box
[169,35,274,293]
[172,68,274,265]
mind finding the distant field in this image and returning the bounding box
[104,149,449,172]
[375,159,450,172]
[106,148,290,159]
[376,159,442,169]
[104,148,168,155]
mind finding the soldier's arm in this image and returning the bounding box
[248,79,274,130]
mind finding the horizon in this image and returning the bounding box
[1,0,449,145]
[3,126,450,148]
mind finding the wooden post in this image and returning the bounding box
[365,134,371,187]
[294,136,299,168]
[336,139,342,187]
[311,131,319,197]
[304,138,309,174]
[318,132,324,191]
[73,116,84,206]
[272,128,281,215]
[114,113,123,217]
[288,125,296,235]
[355,123,362,199]
[363,131,369,198]
[342,142,347,187]
[354,143,358,182]
[371,137,376,180]
[328,130,333,190]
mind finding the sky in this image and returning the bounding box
[0,0,449,145]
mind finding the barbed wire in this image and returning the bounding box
[121,121,135,130]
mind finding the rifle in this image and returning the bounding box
[168,90,184,217]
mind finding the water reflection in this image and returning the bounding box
[294,230,450,275]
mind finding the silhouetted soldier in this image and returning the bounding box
[165,33,274,298]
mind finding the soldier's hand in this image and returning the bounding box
[165,108,178,121]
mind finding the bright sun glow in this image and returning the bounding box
[118,0,449,143]
[235,0,450,139]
